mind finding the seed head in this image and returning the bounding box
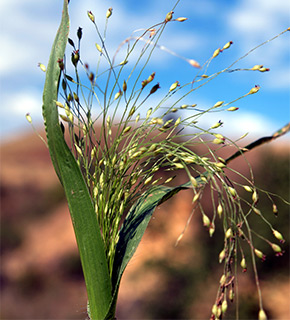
[248,85,260,95]
[144,176,153,185]
[106,7,113,19]
[213,101,224,108]
[91,147,96,159]
[240,258,247,271]
[169,81,180,92]
[259,67,270,72]
[254,248,266,261]
[252,190,259,203]
[210,120,223,129]
[212,304,218,317]
[228,186,237,197]
[213,138,224,145]
[252,64,263,71]
[221,300,228,313]
[193,193,199,202]
[165,176,174,184]
[114,90,122,100]
[225,228,233,239]
[119,60,128,65]
[188,59,201,68]
[223,41,233,50]
[119,201,124,215]
[67,93,73,102]
[147,144,157,152]
[217,203,223,218]
[128,106,136,117]
[202,214,211,227]
[147,72,156,83]
[174,163,184,169]
[61,79,67,91]
[146,108,153,119]
[229,288,234,302]
[141,79,148,88]
[89,72,94,82]
[59,115,70,123]
[258,309,267,320]
[150,117,164,125]
[38,63,46,72]
[57,58,64,70]
[25,113,32,123]
[272,230,285,243]
[93,186,98,199]
[214,133,224,140]
[219,249,226,263]
[74,144,82,156]
[96,43,102,53]
[212,48,221,58]
[175,17,188,22]
[73,92,79,103]
[174,117,181,127]
[190,175,198,187]
[123,126,131,134]
[216,162,226,168]
[218,157,226,164]
[209,224,215,237]
[271,243,282,253]
[220,274,226,286]
[165,11,174,22]
[77,27,82,40]
[55,101,64,108]
[272,204,278,215]
[87,11,95,23]
[243,185,252,192]
[106,116,111,128]
[123,80,127,92]
[150,83,160,94]
[227,107,239,111]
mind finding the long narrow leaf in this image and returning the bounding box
[106,178,204,317]
[42,1,112,319]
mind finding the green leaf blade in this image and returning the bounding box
[107,179,205,317]
[42,1,112,319]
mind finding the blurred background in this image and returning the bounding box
[0,0,289,319]
[1,133,289,319]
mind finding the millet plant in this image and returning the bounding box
[30,0,290,319]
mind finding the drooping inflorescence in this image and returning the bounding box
[50,6,289,319]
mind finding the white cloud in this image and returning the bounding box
[227,0,290,37]
[0,89,43,141]
[0,0,61,75]
[9,91,41,116]
[225,0,290,89]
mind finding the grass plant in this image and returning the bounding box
[37,1,290,319]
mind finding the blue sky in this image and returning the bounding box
[0,0,289,142]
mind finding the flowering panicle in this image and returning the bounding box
[51,8,289,317]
